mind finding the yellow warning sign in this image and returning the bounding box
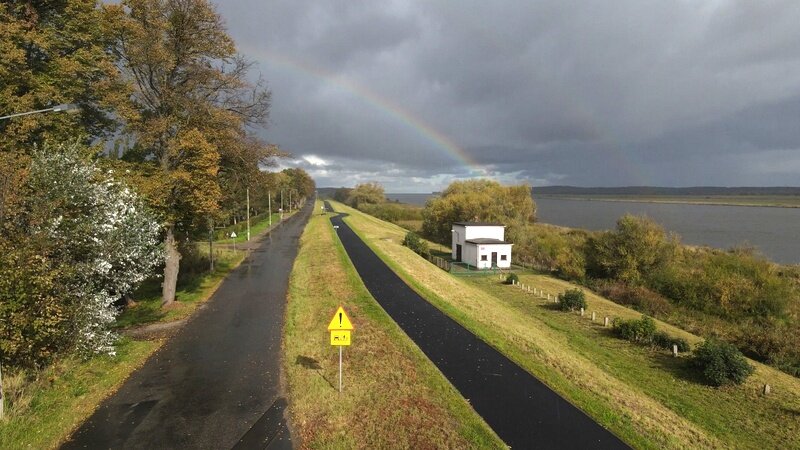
[330,330,351,346]
[327,306,354,331]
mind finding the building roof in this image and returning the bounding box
[453,221,505,227]
[465,238,510,245]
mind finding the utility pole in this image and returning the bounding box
[281,189,284,220]
[208,217,214,271]
[289,190,292,212]
[268,191,272,226]
[246,187,251,241]
[1,360,4,419]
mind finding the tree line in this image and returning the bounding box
[0,1,314,371]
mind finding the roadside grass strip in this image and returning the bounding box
[283,201,503,449]
[115,245,246,328]
[0,339,158,449]
[331,200,800,450]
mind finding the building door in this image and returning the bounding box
[491,252,498,267]
[456,244,462,262]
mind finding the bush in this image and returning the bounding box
[558,288,586,311]
[692,339,754,386]
[594,281,674,317]
[505,273,519,285]
[613,315,657,344]
[653,331,691,352]
[402,232,430,258]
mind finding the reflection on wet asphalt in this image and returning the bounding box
[62,202,313,450]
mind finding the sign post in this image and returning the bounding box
[328,306,354,393]
[230,231,237,253]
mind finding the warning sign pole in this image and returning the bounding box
[328,306,354,394]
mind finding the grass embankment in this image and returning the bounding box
[214,212,283,243]
[0,211,294,448]
[0,339,158,449]
[283,201,503,449]
[331,200,800,450]
[535,194,800,208]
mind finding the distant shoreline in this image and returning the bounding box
[385,192,800,209]
[533,195,800,209]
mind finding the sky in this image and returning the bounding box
[215,0,800,192]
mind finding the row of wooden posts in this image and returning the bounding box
[509,278,686,357]
[507,276,776,395]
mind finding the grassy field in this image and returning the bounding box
[331,200,800,450]
[283,201,503,449]
[535,194,800,208]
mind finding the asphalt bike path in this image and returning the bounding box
[326,202,628,450]
[62,200,314,450]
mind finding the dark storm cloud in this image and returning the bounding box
[216,0,800,191]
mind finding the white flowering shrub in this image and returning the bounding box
[1,142,162,364]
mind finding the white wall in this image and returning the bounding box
[464,226,505,241]
[451,224,467,260]
[463,242,479,267]
[475,244,513,269]
[452,224,506,260]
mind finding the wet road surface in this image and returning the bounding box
[326,202,629,450]
[62,201,313,450]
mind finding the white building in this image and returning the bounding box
[451,222,513,269]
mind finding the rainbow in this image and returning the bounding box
[241,46,486,174]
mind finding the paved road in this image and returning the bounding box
[62,201,313,450]
[326,203,629,450]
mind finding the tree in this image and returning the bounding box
[0,1,125,153]
[422,179,535,243]
[347,182,385,208]
[586,214,677,284]
[107,0,273,306]
[333,187,352,203]
[0,142,161,368]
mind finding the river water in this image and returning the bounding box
[386,193,800,264]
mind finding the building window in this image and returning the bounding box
[501,255,507,261]
[481,255,488,261]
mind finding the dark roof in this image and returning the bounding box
[453,221,505,227]
[465,238,510,245]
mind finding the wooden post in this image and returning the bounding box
[0,361,4,420]
[604,317,609,327]
[672,344,678,357]
[592,312,596,322]
[580,307,584,316]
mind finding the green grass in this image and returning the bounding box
[115,244,245,328]
[332,200,800,450]
[214,212,283,243]
[0,339,159,450]
[283,201,503,449]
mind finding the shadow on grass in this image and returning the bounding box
[296,355,322,370]
[296,355,336,391]
[649,351,708,385]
